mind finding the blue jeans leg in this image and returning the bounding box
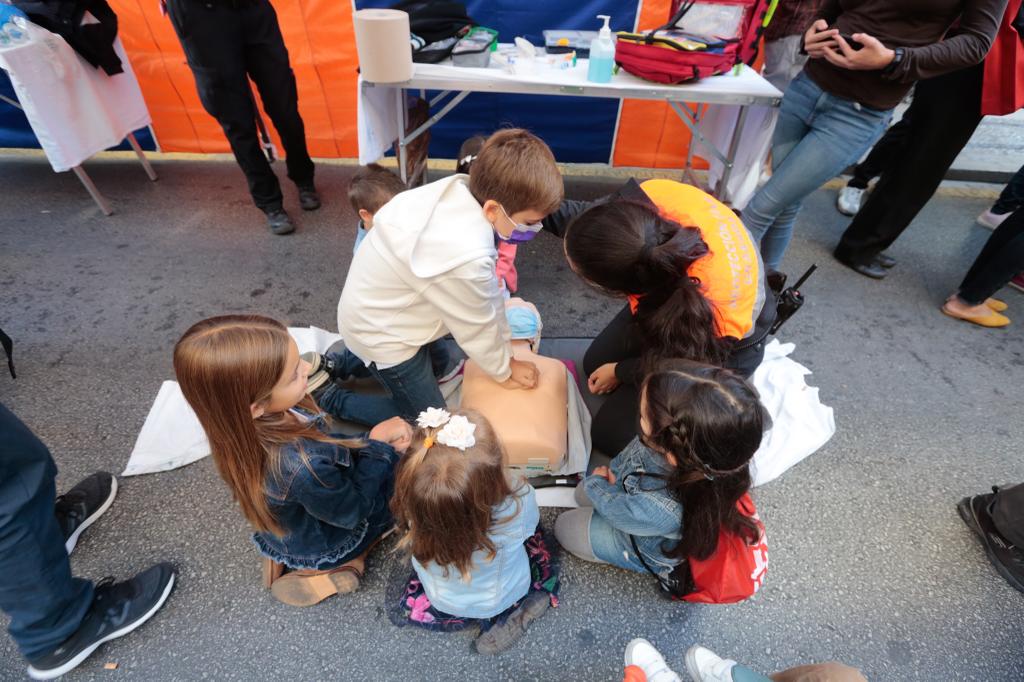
[315,382,403,426]
[0,404,94,660]
[368,345,446,419]
[744,71,892,270]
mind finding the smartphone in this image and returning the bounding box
[837,33,864,50]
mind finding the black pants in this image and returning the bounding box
[582,304,765,456]
[847,111,913,190]
[992,164,1024,215]
[168,0,314,212]
[993,483,1024,548]
[836,63,984,264]
[957,207,1024,305]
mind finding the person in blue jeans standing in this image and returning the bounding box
[743,0,1006,274]
[0,403,176,680]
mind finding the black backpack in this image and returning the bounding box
[391,0,474,63]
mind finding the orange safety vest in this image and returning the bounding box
[627,179,764,341]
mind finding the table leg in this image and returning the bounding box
[127,133,158,182]
[395,86,408,184]
[716,105,750,200]
[72,166,114,216]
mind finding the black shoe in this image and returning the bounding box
[266,209,295,235]
[26,563,177,680]
[876,252,897,269]
[55,472,117,555]
[833,249,887,279]
[298,185,321,211]
[958,489,1024,594]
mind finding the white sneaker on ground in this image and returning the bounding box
[684,645,738,682]
[976,208,1011,231]
[836,186,865,216]
[624,638,682,682]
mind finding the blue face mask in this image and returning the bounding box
[496,204,543,243]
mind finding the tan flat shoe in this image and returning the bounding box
[270,564,363,607]
[985,297,1008,312]
[941,303,1010,328]
[262,557,285,589]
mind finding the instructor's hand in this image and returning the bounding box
[502,358,539,389]
[588,363,620,395]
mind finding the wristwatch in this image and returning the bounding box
[883,47,905,75]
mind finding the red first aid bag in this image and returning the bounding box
[631,492,768,604]
[615,0,777,84]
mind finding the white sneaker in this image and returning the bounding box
[684,645,738,682]
[836,186,865,216]
[624,638,682,682]
[976,208,1011,231]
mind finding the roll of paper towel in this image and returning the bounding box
[354,9,413,83]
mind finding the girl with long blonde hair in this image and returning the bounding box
[174,314,412,606]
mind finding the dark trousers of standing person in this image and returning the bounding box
[835,63,985,265]
[846,111,913,190]
[582,305,764,456]
[0,403,93,660]
[956,207,1024,304]
[992,164,1024,215]
[167,0,314,213]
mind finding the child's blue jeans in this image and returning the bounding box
[315,348,404,426]
[367,341,453,420]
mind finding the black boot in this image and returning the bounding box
[266,208,295,235]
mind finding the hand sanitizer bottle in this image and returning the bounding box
[587,14,615,84]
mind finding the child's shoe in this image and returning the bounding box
[269,563,362,607]
[624,638,682,682]
[303,352,342,395]
[684,645,738,682]
[474,591,550,655]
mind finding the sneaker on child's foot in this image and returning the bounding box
[55,472,117,555]
[976,208,1011,231]
[474,591,550,655]
[302,352,337,395]
[624,638,682,682]
[836,186,865,216]
[684,646,738,682]
[26,563,176,680]
[1009,273,1024,294]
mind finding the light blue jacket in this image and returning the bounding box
[584,437,684,575]
[412,483,539,619]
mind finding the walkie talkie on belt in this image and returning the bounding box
[770,264,816,335]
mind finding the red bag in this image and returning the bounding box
[683,493,768,603]
[615,0,778,84]
[631,492,768,604]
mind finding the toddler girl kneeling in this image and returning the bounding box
[388,408,559,655]
[174,314,413,606]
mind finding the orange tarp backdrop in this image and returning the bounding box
[109,0,361,157]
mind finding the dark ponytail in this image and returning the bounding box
[640,360,769,561]
[564,200,727,370]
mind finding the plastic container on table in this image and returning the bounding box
[542,30,597,58]
[452,26,497,67]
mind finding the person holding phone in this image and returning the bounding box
[741,0,1008,275]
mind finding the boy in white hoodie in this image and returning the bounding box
[337,129,564,417]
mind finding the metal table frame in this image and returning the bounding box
[0,92,157,216]
[364,63,782,198]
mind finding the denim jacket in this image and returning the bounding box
[412,483,539,619]
[583,437,684,575]
[252,415,398,569]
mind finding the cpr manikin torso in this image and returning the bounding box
[460,300,568,473]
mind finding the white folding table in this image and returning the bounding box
[359,51,783,197]
[0,27,156,215]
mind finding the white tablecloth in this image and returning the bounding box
[0,25,150,172]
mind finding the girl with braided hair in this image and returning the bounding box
[388,408,559,655]
[554,360,768,585]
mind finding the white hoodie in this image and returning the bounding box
[337,175,513,382]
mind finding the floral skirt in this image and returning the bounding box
[386,528,560,632]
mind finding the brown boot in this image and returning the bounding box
[269,564,363,607]
[261,557,286,589]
